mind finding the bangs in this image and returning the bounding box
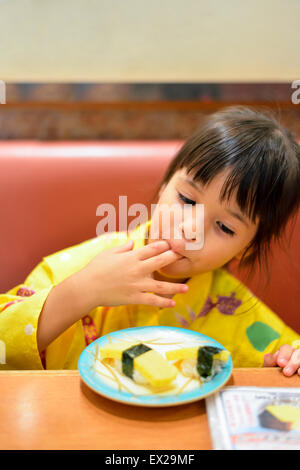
[179,122,297,230]
[185,155,264,226]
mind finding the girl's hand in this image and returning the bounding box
[263,344,300,376]
[78,239,188,310]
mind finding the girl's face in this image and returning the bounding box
[146,168,259,283]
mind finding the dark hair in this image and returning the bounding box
[151,105,300,286]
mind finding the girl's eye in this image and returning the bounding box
[217,222,235,237]
[177,192,235,237]
[177,192,196,206]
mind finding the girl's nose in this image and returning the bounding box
[178,213,204,251]
[178,219,196,241]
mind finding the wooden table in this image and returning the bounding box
[0,369,299,450]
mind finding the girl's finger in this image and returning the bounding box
[136,292,176,309]
[263,353,277,367]
[282,349,300,376]
[143,279,188,296]
[113,239,134,253]
[136,240,170,260]
[276,344,294,368]
[141,249,183,273]
[263,349,280,367]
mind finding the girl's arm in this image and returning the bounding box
[36,268,93,353]
[0,238,187,369]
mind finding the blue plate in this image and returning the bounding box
[78,326,233,407]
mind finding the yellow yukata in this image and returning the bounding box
[0,220,299,370]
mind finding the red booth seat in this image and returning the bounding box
[0,141,299,333]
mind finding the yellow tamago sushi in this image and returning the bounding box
[166,345,230,380]
[99,340,178,388]
[259,405,300,431]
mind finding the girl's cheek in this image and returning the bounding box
[193,249,227,270]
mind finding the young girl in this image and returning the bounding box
[1,105,300,374]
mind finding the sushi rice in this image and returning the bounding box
[179,358,226,382]
[113,358,149,385]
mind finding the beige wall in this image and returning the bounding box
[0,0,299,82]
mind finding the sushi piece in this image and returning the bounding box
[99,340,178,388]
[258,405,300,431]
[166,345,230,380]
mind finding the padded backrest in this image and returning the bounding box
[0,140,299,332]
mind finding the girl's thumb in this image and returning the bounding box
[263,353,276,367]
[113,239,134,253]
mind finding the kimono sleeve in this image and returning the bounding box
[0,259,55,370]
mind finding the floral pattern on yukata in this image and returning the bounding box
[175,292,242,327]
[246,321,280,352]
[16,286,36,297]
[1,299,25,312]
[82,315,98,345]
[1,286,35,313]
